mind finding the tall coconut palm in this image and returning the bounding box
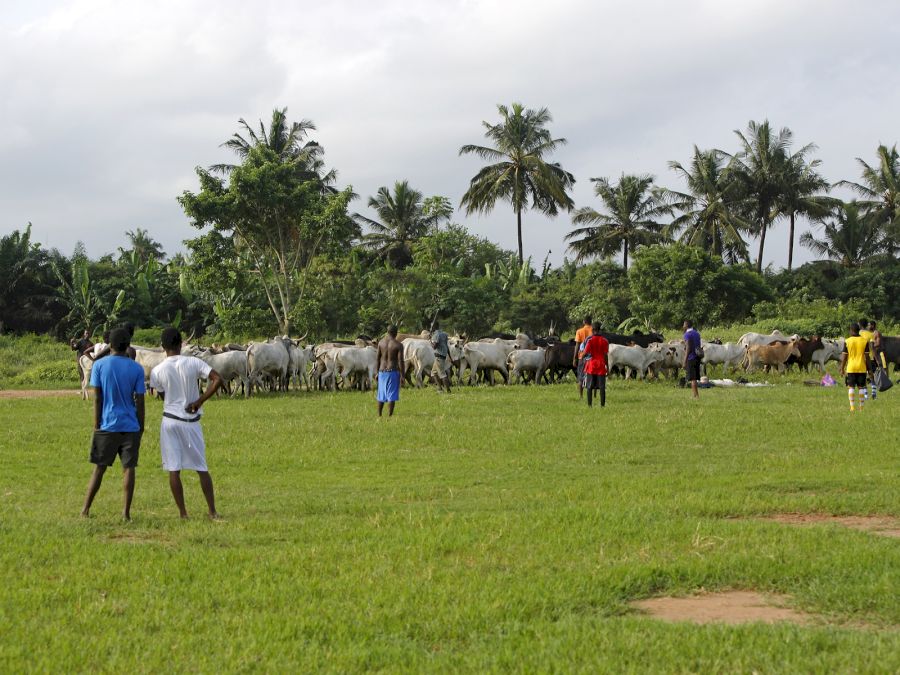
[726,120,792,272]
[778,148,835,271]
[836,143,900,252]
[662,147,751,263]
[353,181,450,268]
[565,174,669,270]
[459,103,575,264]
[210,107,338,192]
[799,201,884,267]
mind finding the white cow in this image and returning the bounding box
[650,340,685,379]
[133,346,167,386]
[738,330,800,348]
[608,343,666,380]
[701,341,745,373]
[287,342,315,390]
[332,346,377,391]
[247,339,290,395]
[78,354,94,399]
[460,339,518,385]
[403,339,437,388]
[810,338,844,371]
[507,347,546,384]
[196,349,250,397]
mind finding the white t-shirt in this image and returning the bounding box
[150,355,212,419]
[91,342,108,358]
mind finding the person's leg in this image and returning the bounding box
[168,471,188,518]
[586,385,593,407]
[197,471,218,518]
[377,401,384,416]
[578,361,584,399]
[387,401,395,416]
[857,387,864,410]
[599,375,606,407]
[848,386,856,411]
[81,464,107,516]
[121,467,135,520]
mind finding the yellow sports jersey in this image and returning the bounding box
[844,336,869,373]
[859,329,875,357]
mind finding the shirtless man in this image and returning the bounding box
[376,325,405,417]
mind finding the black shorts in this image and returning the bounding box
[845,373,867,388]
[686,359,702,381]
[90,431,141,468]
[585,374,606,390]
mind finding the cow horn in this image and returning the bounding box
[296,331,309,343]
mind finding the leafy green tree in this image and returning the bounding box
[566,173,669,270]
[0,225,66,334]
[799,201,884,268]
[727,120,792,272]
[210,107,337,192]
[777,147,835,270]
[663,147,750,263]
[52,257,125,334]
[421,196,454,227]
[119,228,165,265]
[629,243,771,326]
[179,144,356,335]
[836,143,900,252]
[353,181,449,268]
[459,103,575,264]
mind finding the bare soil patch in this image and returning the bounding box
[0,389,80,399]
[762,513,900,539]
[632,591,810,625]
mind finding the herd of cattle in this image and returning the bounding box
[76,329,900,399]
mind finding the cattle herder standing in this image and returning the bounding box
[430,321,452,393]
[683,320,702,400]
[573,315,593,399]
[376,325,405,417]
[841,322,869,412]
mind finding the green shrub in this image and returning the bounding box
[11,360,77,386]
[751,297,872,337]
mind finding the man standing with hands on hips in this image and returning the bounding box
[150,327,223,519]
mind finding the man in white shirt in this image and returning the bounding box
[150,327,223,519]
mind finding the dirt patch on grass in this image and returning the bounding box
[107,531,174,546]
[0,389,80,399]
[632,591,810,625]
[762,513,900,538]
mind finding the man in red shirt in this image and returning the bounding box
[580,321,609,408]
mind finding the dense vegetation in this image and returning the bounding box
[2,106,898,342]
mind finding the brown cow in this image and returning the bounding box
[785,336,824,372]
[743,340,801,373]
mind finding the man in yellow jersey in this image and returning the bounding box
[573,315,593,399]
[840,323,869,411]
[858,318,877,402]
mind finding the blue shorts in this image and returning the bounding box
[377,370,400,402]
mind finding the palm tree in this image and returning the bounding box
[662,147,751,263]
[459,103,575,264]
[799,201,884,267]
[353,181,450,268]
[726,120,792,272]
[210,107,337,192]
[778,148,835,271]
[836,143,900,252]
[565,174,669,270]
[119,228,165,265]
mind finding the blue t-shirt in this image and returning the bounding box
[89,355,146,432]
[684,328,701,361]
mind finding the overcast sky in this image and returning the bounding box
[2,0,899,270]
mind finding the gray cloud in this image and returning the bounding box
[2,0,898,269]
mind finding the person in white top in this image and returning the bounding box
[150,327,223,519]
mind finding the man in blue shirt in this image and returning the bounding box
[81,327,146,520]
[682,319,702,400]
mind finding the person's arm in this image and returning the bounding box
[186,370,222,414]
[135,394,145,433]
[839,348,847,375]
[93,388,102,430]
[397,346,405,375]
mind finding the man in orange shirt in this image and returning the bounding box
[573,315,593,399]
[581,321,610,408]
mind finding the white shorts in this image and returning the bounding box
[159,417,208,472]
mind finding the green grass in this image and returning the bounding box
[1,381,898,672]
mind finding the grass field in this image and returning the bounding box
[1,380,898,672]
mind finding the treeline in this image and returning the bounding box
[1,106,898,341]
